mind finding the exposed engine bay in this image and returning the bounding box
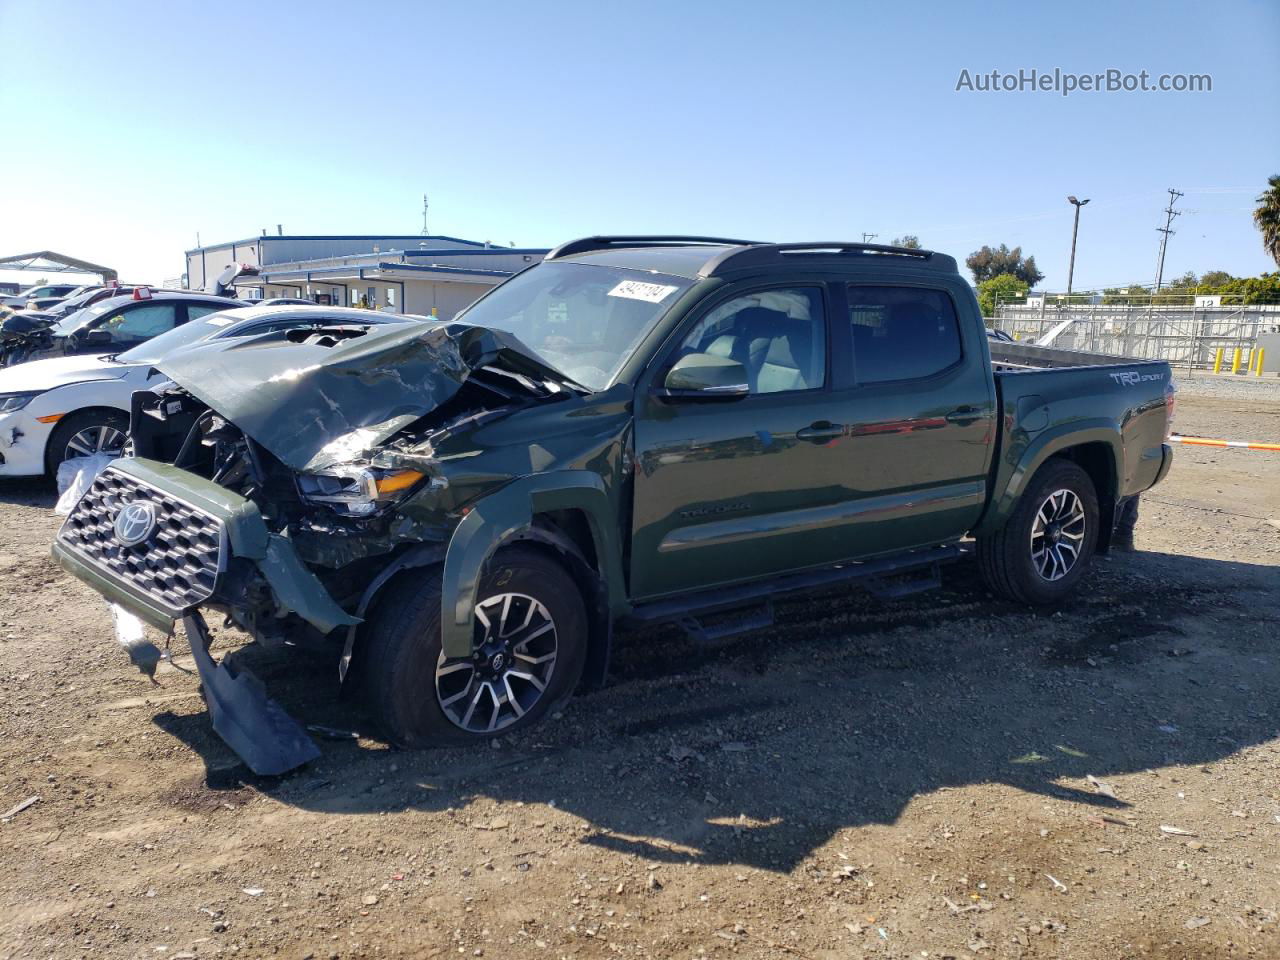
[129,322,583,587]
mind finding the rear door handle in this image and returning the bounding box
[796,421,845,442]
[944,406,987,425]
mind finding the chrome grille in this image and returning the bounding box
[57,467,225,614]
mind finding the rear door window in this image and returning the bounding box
[846,286,962,384]
[101,303,179,345]
[186,303,231,323]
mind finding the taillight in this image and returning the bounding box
[1165,381,1178,439]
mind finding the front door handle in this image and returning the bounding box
[944,406,987,425]
[796,421,845,442]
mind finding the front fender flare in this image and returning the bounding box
[440,471,625,659]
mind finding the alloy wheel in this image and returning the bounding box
[434,592,558,734]
[1030,488,1087,581]
[64,424,126,462]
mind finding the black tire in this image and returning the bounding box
[44,408,129,477]
[360,545,588,747]
[976,458,1099,605]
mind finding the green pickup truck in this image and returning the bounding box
[53,237,1175,773]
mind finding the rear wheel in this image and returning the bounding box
[977,459,1099,605]
[361,546,588,747]
[44,409,128,477]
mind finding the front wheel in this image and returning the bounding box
[977,459,1099,605]
[44,409,128,478]
[361,546,588,747]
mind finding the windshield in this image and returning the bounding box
[24,285,70,299]
[49,289,102,316]
[454,261,693,390]
[116,310,246,363]
[51,298,119,335]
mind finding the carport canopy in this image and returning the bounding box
[0,250,118,282]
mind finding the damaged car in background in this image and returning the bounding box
[0,303,429,479]
[53,236,1175,775]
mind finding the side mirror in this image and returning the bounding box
[660,353,750,400]
[83,329,113,345]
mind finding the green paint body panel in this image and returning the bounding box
[54,246,1175,665]
[627,268,999,597]
[974,353,1174,534]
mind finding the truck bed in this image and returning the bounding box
[981,340,1173,535]
[988,340,1168,373]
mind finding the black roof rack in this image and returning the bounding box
[699,242,953,277]
[545,235,762,261]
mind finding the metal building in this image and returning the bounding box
[185,234,547,318]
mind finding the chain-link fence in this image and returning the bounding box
[993,298,1280,369]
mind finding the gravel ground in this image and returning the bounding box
[1172,370,1280,406]
[1,393,1277,960]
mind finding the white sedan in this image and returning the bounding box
[0,305,426,478]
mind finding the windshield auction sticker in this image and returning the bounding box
[608,280,679,303]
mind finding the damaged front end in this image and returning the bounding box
[52,321,599,773]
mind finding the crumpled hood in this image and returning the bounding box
[156,321,572,472]
[0,353,124,392]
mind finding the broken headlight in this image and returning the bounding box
[296,465,432,516]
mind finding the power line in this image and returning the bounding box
[1152,188,1184,292]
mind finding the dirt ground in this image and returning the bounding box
[1,389,1278,960]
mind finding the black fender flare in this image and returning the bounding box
[338,542,446,684]
[337,524,614,692]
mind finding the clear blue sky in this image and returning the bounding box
[1,0,1276,290]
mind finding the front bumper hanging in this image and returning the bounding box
[51,457,355,774]
[183,611,320,775]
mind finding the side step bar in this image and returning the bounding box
[625,544,962,641]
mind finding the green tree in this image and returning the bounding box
[966,244,1044,286]
[1198,270,1235,289]
[1102,285,1151,305]
[1214,272,1280,304]
[1254,174,1280,268]
[977,273,1029,318]
[891,235,922,249]
[1156,271,1198,304]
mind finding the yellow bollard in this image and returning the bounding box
[1213,347,1223,373]
[1255,347,1266,377]
[1231,347,1242,374]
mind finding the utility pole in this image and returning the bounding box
[1152,188,1184,293]
[1066,196,1090,298]
[861,232,877,243]
[421,194,430,235]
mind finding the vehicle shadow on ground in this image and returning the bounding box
[154,549,1279,873]
[0,477,56,508]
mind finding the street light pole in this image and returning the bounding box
[1066,195,1090,299]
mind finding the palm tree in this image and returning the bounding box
[1255,174,1280,268]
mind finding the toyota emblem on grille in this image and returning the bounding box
[113,501,159,546]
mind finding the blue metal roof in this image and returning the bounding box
[402,247,548,258]
[258,262,514,281]
[185,234,498,255]
[375,262,513,277]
